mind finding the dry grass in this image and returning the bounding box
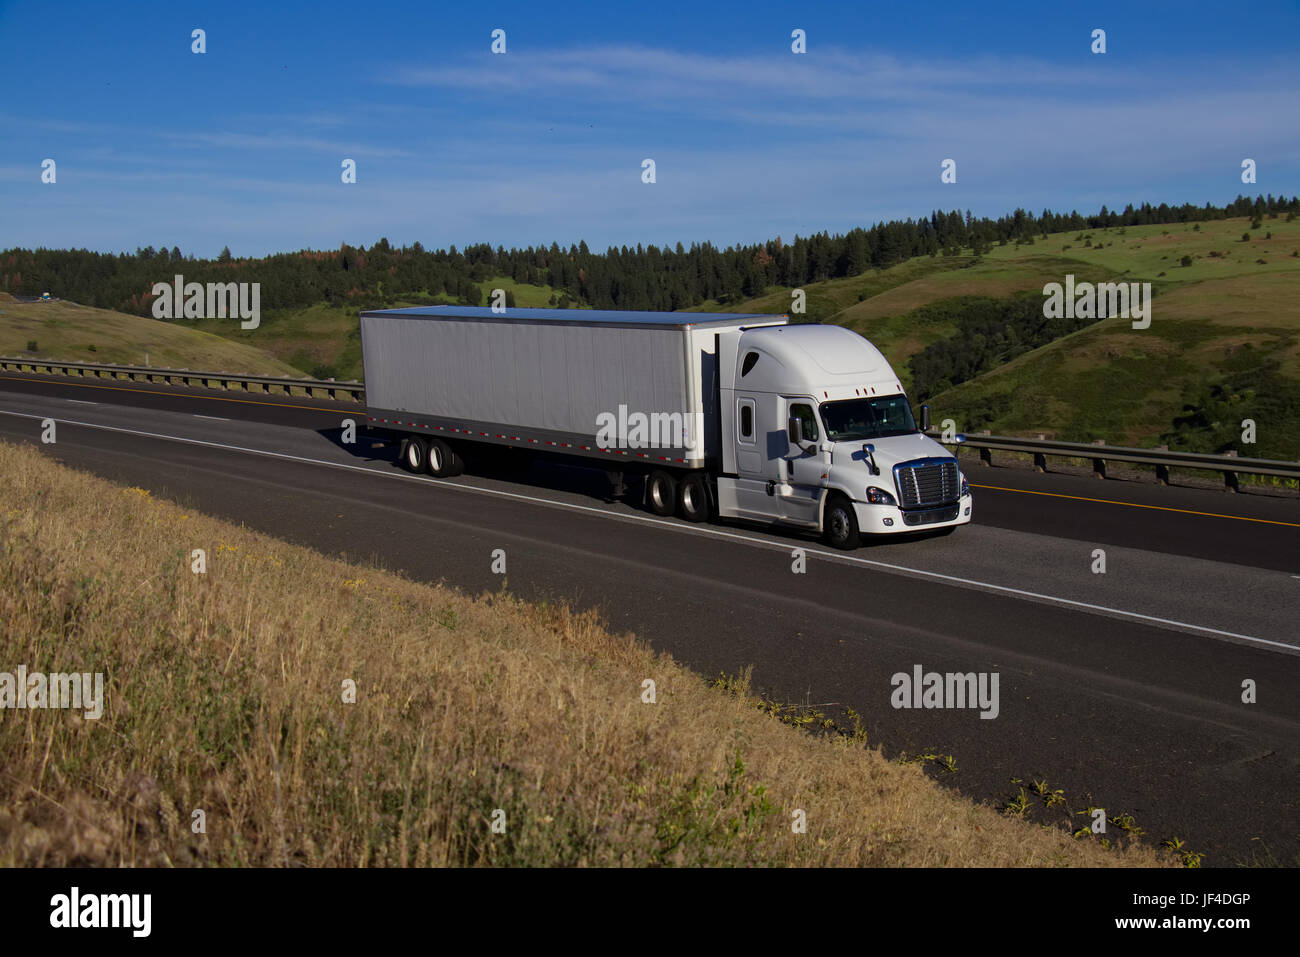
[0,297,303,375]
[0,442,1170,867]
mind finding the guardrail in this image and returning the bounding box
[930,429,1300,491]
[0,356,365,402]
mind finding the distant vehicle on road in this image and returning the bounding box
[359,306,971,547]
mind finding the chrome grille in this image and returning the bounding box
[895,458,960,508]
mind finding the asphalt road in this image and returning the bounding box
[1,371,1297,865]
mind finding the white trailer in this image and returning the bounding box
[359,306,972,547]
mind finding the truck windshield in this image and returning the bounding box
[820,395,917,441]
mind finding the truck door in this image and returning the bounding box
[729,394,774,519]
[778,399,825,525]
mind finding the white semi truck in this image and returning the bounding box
[359,306,972,547]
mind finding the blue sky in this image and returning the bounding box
[2,0,1297,258]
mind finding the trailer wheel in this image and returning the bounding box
[678,473,709,522]
[646,470,677,517]
[427,438,464,478]
[403,436,427,473]
[822,494,860,549]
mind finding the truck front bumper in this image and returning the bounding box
[853,493,973,534]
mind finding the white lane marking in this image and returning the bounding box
[193,414,229,421]
[65,399,97,405]
[2,408,1295,654]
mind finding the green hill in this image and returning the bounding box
[0,294,305,376]
[711,216,1300,459]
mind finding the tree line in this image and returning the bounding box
[2,194,1296,317]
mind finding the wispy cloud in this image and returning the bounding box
[158,131,416,159]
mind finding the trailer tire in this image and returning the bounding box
[427,438,464,478]
[403,435,427,473]
[822,494,860,549]
[678,473,709,522]
[646,470,678,517]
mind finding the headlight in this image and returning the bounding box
[960,472,969,496]
[866,486,896,505]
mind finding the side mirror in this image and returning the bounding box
[862,442,880,475]
[920,403,931,433]
[787,416,816,454]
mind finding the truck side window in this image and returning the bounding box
[790,403,818,441]
[741,351,760,377]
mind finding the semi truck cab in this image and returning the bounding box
[714,323,972,547]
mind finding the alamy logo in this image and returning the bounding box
[890,665,999,719]
[1042,274,1151,329]
[151,274,260,329]
[0,667,104,719]
[50,887,151,937]
[595,405,703,451]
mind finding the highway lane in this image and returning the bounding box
[1,376,1298,863]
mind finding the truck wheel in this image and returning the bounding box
[427,438,464,478]
[822,494,860,549]
[646,470,677,517]
[403,436,427,473]
[678,473,709,522]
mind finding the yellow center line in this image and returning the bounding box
[971,483,1300,528]
[0,375,350,415]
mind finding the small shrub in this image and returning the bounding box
[1180,255,1193,267]
[26,340,37,351]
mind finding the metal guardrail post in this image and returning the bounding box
[1033,434,1047,472]
[1154,445,1171,485]
[1223,450,1239,493]
[1091,440,1107,479]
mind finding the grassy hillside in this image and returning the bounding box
[0,294,305,376]
[929,219,1300,456]
[712,216,1300,456]
[0,440,1171,867]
